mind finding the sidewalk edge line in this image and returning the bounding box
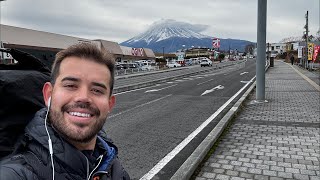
[170,80,257,180]
[289,64,320,91]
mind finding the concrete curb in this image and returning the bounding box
[170,80,257,180]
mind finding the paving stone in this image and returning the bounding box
[306,165,319,171]
[215,174,231,180]
[238,157,250,163]
[262,169,278,176]
[239,172,254,179]
[254,175,269,180]
[285,167,300,174]
[277,162,292,168]
[202,172,216,179]
[209,163,221,168]
[270,166,285,172]
[233,166,248,173]
[230,161,242,166]
[213,168,225,174]
[225,170,239,177]
[293,173,310,180]
[310,176,320,180]
[221,164,234,170]
[278,172,293,178]
[270,177,285,180]
[256,164,270,170]
[230,177,245,180]
[248,168,262,174]
[301,169,317,176]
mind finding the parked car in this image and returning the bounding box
[116,64,124,70]
[200,59,213,67]
[166,62,181,68]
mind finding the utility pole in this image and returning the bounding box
[256,0,267,101]
[304,11,309,69]
[162,46,165,63]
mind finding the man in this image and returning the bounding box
[290,54,295,65]
[0,43,130,179]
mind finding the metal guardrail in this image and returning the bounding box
[115,66,160,76]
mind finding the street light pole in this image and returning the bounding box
[0,0,6,63]
[256,0,267,101]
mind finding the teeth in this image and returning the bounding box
[69,112,91,118]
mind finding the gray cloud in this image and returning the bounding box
[1,0,319,43]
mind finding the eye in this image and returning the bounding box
[63,84,77,89]
[92,88,104,95]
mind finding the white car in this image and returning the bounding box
[167,62,181,68]
[200,59,213,67]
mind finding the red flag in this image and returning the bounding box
[313,45,320,62]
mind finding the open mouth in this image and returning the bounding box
[67,111,93,118]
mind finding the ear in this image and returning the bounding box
[108,95,116,111]
[42,82,53,107]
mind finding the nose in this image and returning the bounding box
[74,87,92,103]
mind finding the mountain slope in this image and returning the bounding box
[121,19,254,53]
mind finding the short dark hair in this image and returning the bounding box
[51,42,115,96]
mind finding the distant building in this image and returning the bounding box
[0,24,155,67]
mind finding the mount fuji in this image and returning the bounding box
[120,19,254,53]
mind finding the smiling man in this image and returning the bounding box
[0,43,130,180]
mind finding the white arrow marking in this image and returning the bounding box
[240,72,249,75]
[201,85,224,96]
[145,84,177,93]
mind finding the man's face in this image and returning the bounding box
[45,57,115,143]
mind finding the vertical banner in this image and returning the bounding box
[313,45,320,62]
[297,46,303,58]
[307,43,314,61]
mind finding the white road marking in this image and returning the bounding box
[240,81,250,83]
[201,85,224,96]
[109,94,172,119]
[145,84,177,93]
[140,76,256,180]
[240,72,249,75]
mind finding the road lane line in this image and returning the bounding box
[145,84,178,93]
[108,94,172,119]
[140,76,256,180]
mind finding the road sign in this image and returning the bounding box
[212,38,220,49]
[298,46,303,58]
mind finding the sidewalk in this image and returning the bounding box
[195,60,320,180]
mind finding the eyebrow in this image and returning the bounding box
[92,82,107,90]
[61,76,79,82]
[61,76,107,90]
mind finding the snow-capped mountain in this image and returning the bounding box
[121,19,254,53]
[124,19,210,44]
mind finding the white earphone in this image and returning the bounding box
[44,96,55,180]
[48,96,52,108]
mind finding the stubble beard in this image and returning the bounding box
[48,105,107,144]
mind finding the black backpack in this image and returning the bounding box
[0,48,51,159]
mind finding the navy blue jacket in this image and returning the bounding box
[0,108,130,180]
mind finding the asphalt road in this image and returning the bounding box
[103,59,257,179]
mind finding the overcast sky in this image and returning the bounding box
[1,0,319,44]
